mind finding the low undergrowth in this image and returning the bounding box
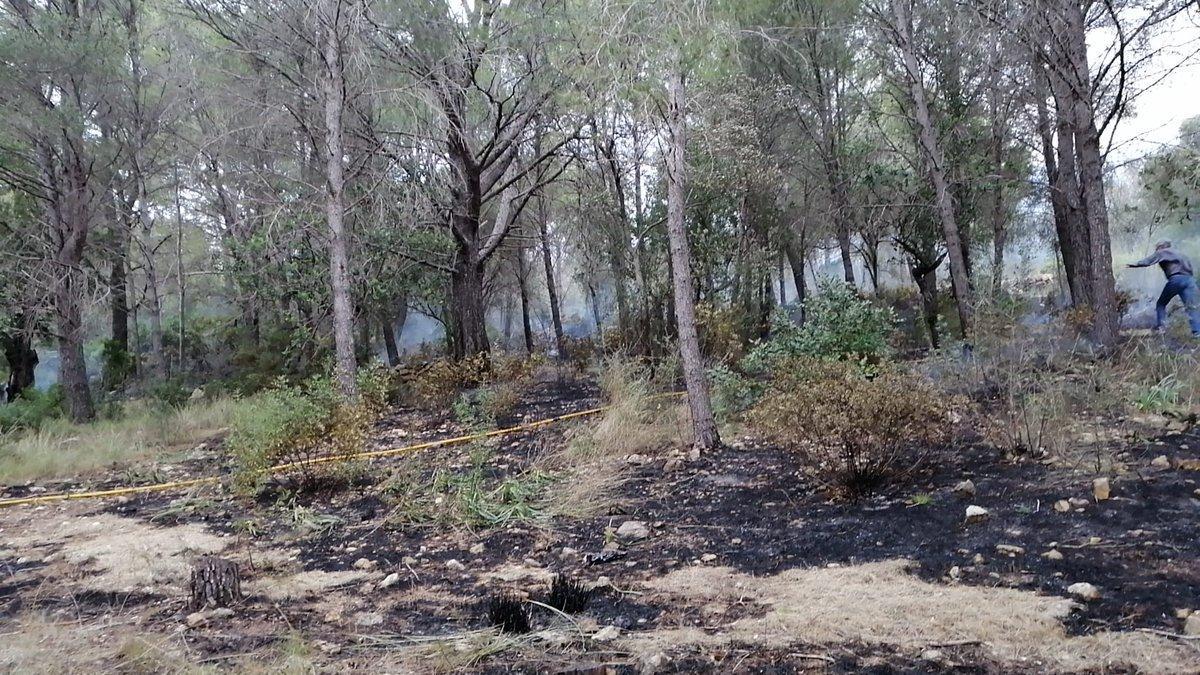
[748,358,961,497]
[0,396,239,483]
[228,365,391,495]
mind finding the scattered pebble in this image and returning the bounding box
[352,558,377,571]
[1151,455,1171,469]
[1186,614,1200,636]
[1092,477,1110,501]
[445,559,465,571]
[593,625,621,642]
[616,520,651,540]
[965,505,989,523]
[469,543,485,555]
[700,553,717,562]
[996,544,1025,556]
[1067,582,1100,601]
[1053,500,1071,513]
[953,480,976,498]
[379,572,400,589]
[1042,549,1064,561]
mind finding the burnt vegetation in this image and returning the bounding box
[2,0,1200,672]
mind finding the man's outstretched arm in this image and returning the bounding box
[1129,252,1163,268]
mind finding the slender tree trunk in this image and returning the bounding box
[134,188,168,381]
[516,246,535,355]
[784,234,807,325]
[666,68,719,451]
[892,0,973,342]
[110,214,130,353]
[381,314,400,367]
[912,258,942,350]
[321,0,358,396]
[1032,54,1080,300]
[536,194,566,356]
[2,320,37,403]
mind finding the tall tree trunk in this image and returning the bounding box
[47,149,95,422]
[109,213,130,353]
[1,320,37,403]
[1061,0,1118,344]
[536,194,566,356]
[381,314,400,367]
[516,246,534,355]
[133,187,168,381]
[666,68,719,451]
[892,0,974,342]
[913,261,941,350]
[450,249,491,359]
[784,233,807,325]
[321,0,358,396]
[1032,54,1080,300]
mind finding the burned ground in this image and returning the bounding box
[1,375,1199,673]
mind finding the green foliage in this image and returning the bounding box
[747,359,960,497]
[744,281,896,373]
[0,385,64,432]
[147,377,190,409]
[707,364,762,423]
[384,446,553,528]
[1132,375,1181,414]
[100,339,135,389]
[228,365,391,494]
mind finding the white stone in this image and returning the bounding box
[1092,477,1111,501]
[445,559,465,571]
[700,553,717,562]
[1152,455,1171,469]
[1186,614,1200,636]
[616,520,651,540]
[593,625,621,642]
[1067,582,1100,601]
[953,480,976,498]
[1054,500,1071,513]
[996,544,1025,556]
[379,572,401,589]
[1043,549,1064,561]
[965,505,989,523]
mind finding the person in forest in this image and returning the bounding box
[1127,240,1200,336]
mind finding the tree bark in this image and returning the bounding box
[784,232,807,325]
[516,245,535,355]
[891,0,973,342]
[912,258,943,350]
[321,0,358,397]
[666,68,719,451]
[381,314,400,367]
[1,321,37,403]
[536,192,566,356]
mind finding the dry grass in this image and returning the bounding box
[3,512,227,593]
[626,559,1198,673]
[0,396,237,484]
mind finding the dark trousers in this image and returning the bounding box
[1156,274,1200,335]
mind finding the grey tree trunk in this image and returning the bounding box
[666,68,719,451]
[891,0,974,342]
[536,193,566,356]
[321,0,358,397]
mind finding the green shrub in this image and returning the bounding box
[0,386,65,432]
[228,365,390,494]
[100,339,135,389]
[743,280,896,373]
[707,364,762,423]
[147,378,190,409]
[747,359,960,497]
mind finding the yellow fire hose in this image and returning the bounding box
[0,391,686,509]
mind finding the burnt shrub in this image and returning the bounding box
[747,359,961,497]
[544,574,592,614]
[486,593,531,634]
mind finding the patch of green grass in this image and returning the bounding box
[0,396,237,483]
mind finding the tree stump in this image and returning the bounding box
[189,556,242,610]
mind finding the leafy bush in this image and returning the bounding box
[696,303,746,364]
[147,378,190,409]
[707,364,762,423]
[743,280,896,373]
[100,339,135,389]
[229,365,390,494]
[0,386,65,432]
[409,354,491,406]
[747,359,960,497]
